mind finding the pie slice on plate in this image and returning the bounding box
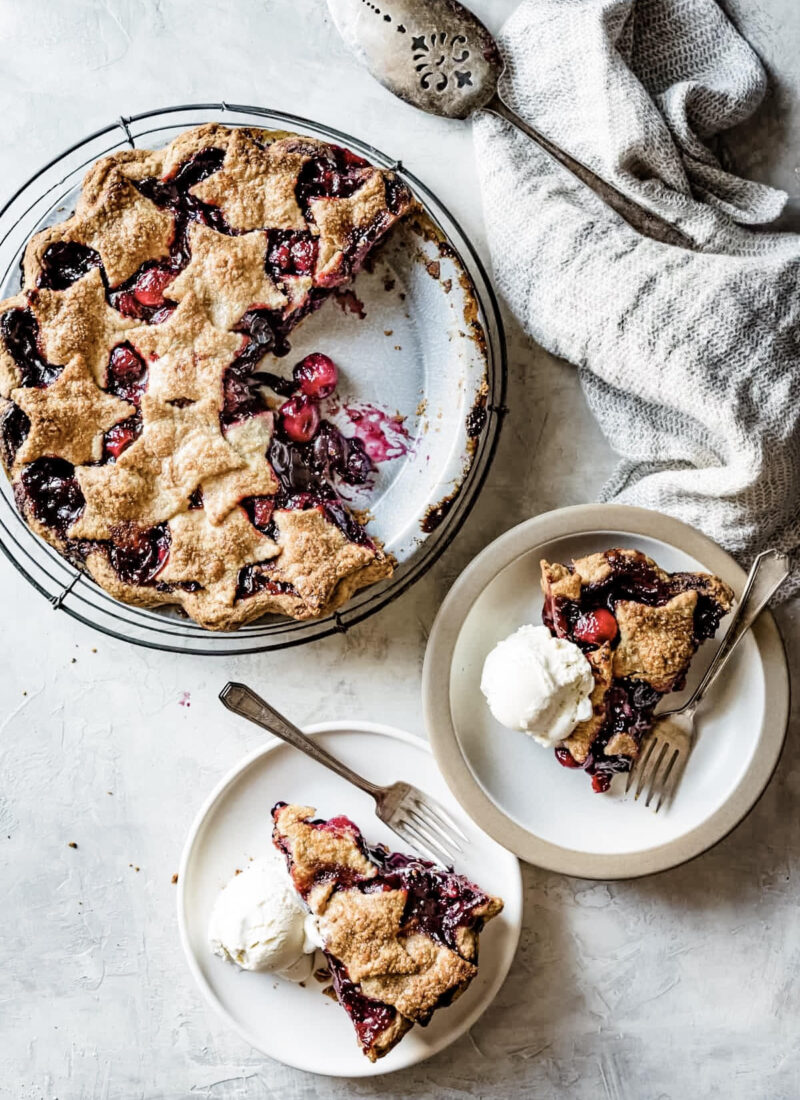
[272,802,504,1061]
[540,548,734,791]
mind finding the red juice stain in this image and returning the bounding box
[340,403,413,463]
[179,691,191,708]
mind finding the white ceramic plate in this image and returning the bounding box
[422,505,790,879]
[177,721,522,1077]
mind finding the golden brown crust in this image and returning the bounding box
[167,224,286,329]
[10,356,133,469]
[29,269,136,385]
[613,591,699,693]
[562,643,613,763]
[273,803,503,1061]
[542,548,735,762]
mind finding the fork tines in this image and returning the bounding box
[395,793,466,867]
[625,736,684,813]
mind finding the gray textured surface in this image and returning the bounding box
[0,1,798,1097]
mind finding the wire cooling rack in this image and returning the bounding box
[0,103,506,654]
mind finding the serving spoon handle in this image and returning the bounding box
[485,95,694,250]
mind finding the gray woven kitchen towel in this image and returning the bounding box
[474,0,800,596]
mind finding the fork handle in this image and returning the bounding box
[219,682,382,797]
[677,549,791,715]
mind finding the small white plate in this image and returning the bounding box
[422,505,790,879]
[177,721,522,1077]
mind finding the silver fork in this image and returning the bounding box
[625,549,791,812]
[219,682,468,867]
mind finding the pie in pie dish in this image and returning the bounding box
[272,802,504,1061]
[0,124,414,629]
[540,548,734,791]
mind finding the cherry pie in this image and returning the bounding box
[0,125,414,629]
[541,548,734,791]
[272,802,503,1061]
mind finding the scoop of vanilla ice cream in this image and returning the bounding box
[209,847,316,980]
[480,624,595,746]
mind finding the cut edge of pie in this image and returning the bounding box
[271,802,504,1061]
[540,548,735,791]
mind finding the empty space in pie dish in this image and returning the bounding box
[447,530,767,857]
[260,219,487,563]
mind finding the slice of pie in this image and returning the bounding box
[540,548,734,791]
[272,802,504,1061]
[0,124,414,629]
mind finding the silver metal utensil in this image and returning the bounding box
[626,549,791,812]
[327,0,694,248]
[219,681,468,866]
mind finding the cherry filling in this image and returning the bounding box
[0,308,61,388]
[266,230,318,279]
[546,550,729,789]
[19,457,85,535]
[108,523,170,586]
[235,561,296,601]
[295,145,372,209]
[1,403,30,466]
[102,414,142,462]
[105,343,147,403]
[327,955,400,1053]
[37,242,102,291]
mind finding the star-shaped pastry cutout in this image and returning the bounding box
[10,355,133,469]
[64,168,174,286]
[191,130,308,232]
[128,293,243,406]
[308,172,390,281]
[270,507,380,613]
[69,395,246,539]
[202,410,278,525]
[159,507,278,596]
[167,225,287,330]
[30,269,136,385]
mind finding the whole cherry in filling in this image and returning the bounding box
[106,344,147,403]
[279,395,320,443]
[573,607,618,646]
[293,352,338,399]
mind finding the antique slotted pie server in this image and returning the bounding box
[327,0,694,248]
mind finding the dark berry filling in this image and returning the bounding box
[235,562,296,601]
[327,954,399,1053]
[546,550,729,790]
[19,457,85,535]
[295,145,372,210]
[0,308,61,388]
[102,414,142,462]
[37,242,102,290]
[266,229,318,279]
[105,343,147,403]
[1,402,30,466]
[108,523,169,586]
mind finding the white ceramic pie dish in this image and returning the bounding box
[422,504,790,879]
[177,720,522,1077]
